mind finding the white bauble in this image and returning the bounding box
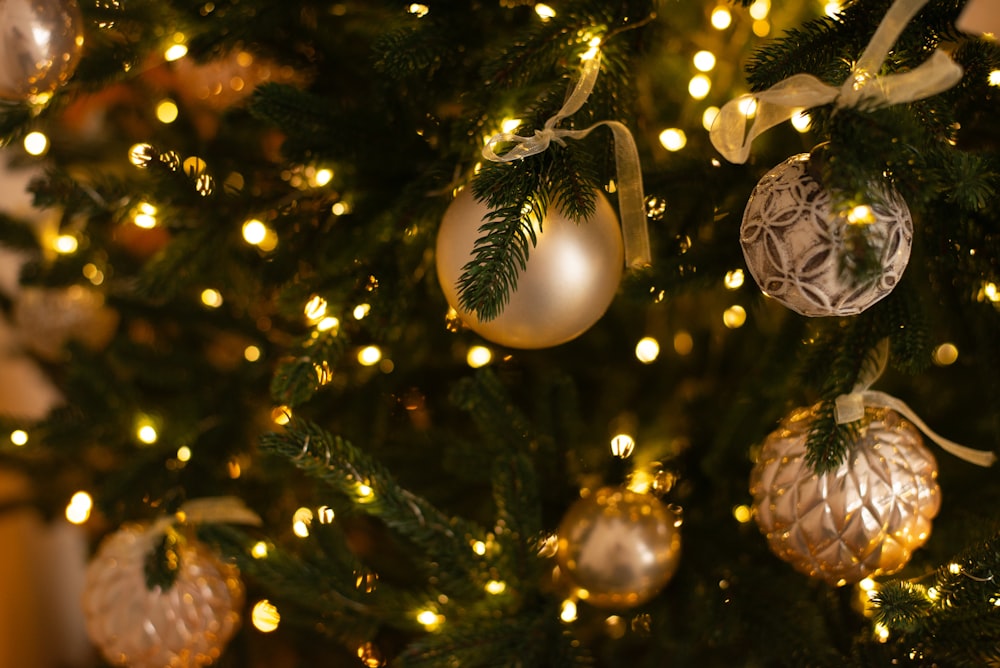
[436,188,623,349]
[740,153,912,317]
[0,0,84,100]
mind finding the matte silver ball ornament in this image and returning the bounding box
[0,0,84,100]
[750,404,941,586]
[436,188,623,349]
[740,153,912,317]
[556,486,681,608]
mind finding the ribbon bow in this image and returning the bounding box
[834,339,996,467]
[482,48,651,269]
[149,496,263,537]
[710,0,964,164]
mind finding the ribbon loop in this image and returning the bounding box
[481,49,651,268]
[710,0,964,164]
[150,496,263,537]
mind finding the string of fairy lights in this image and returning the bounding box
[3,0,999,657]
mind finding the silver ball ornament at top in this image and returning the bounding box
[0,0,84,101]
[556,486,681,609]
[436,188,623,349]
[740,153,912,317]
[750,404,941,586]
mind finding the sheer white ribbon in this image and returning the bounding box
[482,49,651,268]
[834,339,996,467]
[150,496,263,536]
[710,0,964,164]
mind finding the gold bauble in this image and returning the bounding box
[82,524,245,668]
[0,0,84,100]
[749,404,941,586]
[556,487,681,608]
[436,188,623,349]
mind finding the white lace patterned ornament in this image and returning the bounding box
[740,153,913,317]
[82,524,245,667]
[749,404,940,586]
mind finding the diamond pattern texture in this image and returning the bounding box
[740,154,913,317]
[750,405,940,585]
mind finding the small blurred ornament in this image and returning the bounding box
[82,523,245,668]
[740,153,912,317]
[749,404,940,586]
[0,0,84,101]
[556,486,681,608]
[436,188,623,349]
[13,285,118,361]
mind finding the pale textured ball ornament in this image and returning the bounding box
[0,0,84,101]
[749,404,941,586]
[436,188,623,349]
[740,153,912,317]
[556,487,681,608]
[82,524,245,667]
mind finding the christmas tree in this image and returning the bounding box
[1,0,999,665]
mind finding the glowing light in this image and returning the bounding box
[928,586,940,600]
[859,577,876,592]
[332,202,350,216]
[635,337,660,363]
[134,201,157,228]
[201,288,223,308]
[228,459,242,479]
[156,99,179,124]
[353,303,371,320]
[535,3,556,19]
[244,345,261,362]
[874,622,890,642]
[984,282,1000,302]
[10,430,28,446]
[472,540,487,556]
[674,331,694,355]
[732,504,752,523]
[164,43,188,61]
[501,117,521,133]
[581,37,602,62]
[137,422,158,444]
[610,433,635,459]
[407,3,429,16]
[65,491,93,524]
[358,345,382,366]
[357,483,374,500]
[54,235,78,254]
[176,446,192,462]
[990,70,1000,86]
[318,506,335,524]
[251,541,269,559]
[314,168,334,186]
[702,106,720,131]
[357,642,384,667]
[688,74,712,100]
[293,507,313,538]
[23,131,48,156]
[724,269,745,290]
[847,205,874,225]
[560,599,578,622]
[659,128,687,152]
[825,1,841,16]
[272,406,291,425]
[128,143,154,167]
[737,96,757,117]
[466,345,492,368]
[83,263,104,285]
[711,6,732,29]
[627,470,653,494]
[723,305,747,329]
[317,316,340,333]
[242,219,268,245]
[416,609,443,629]
[485,580,507,595]
[252,600,280,632]
[948,562,962,575]
[933,343,959,366]
[749,0,770,19]
[791,110,812,132]
[693,50,716,72]
[304,295,328,322]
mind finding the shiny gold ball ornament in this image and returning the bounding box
[740,153,912,317]
[749,404,941,586]
[0,0,84,101]
[436,188,623,349]
[556,487,681,608]
[82,524,245,667]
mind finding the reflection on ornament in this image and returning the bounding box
[556,487,681,608]
[750,404,940,586]
[82,524,245,668]
[740,153,912,317]
[436,188,623,349]
[0,0,84,101]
